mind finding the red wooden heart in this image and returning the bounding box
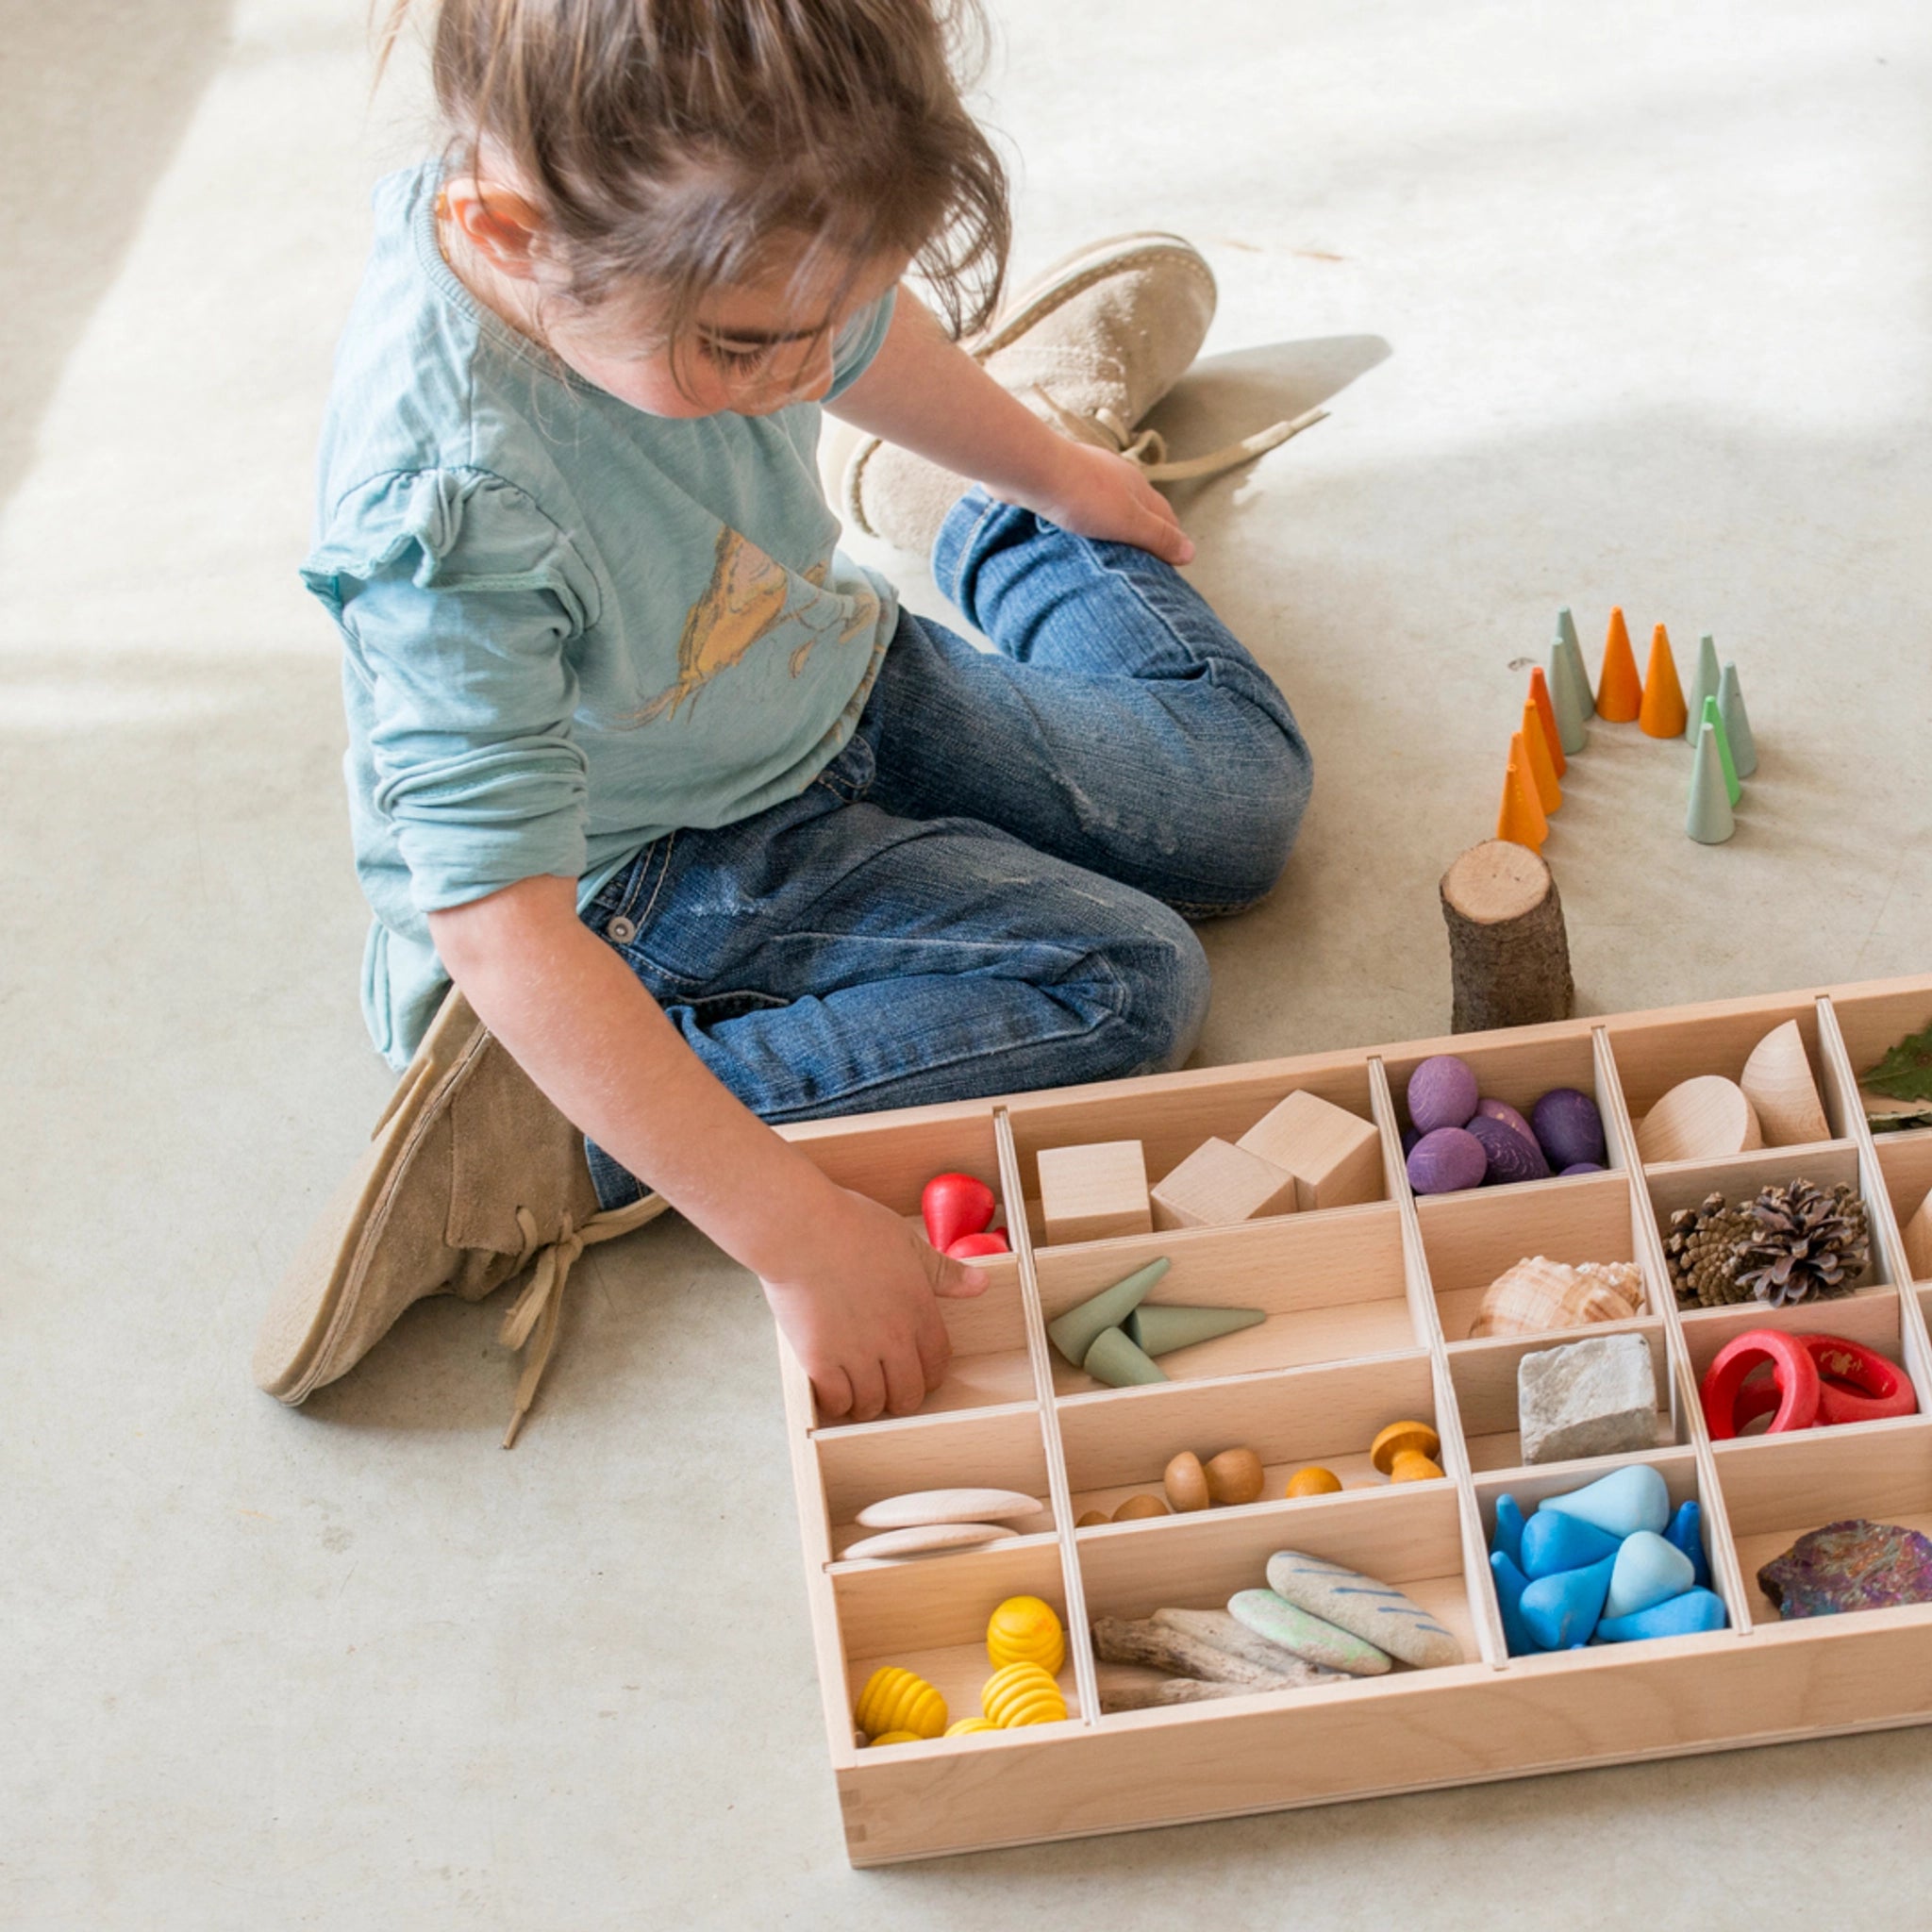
[945,1231,1010,1260]
[922,1172,995,1251]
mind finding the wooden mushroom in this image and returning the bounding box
[1371,1420,1442,1484]
[1163,1451,1210,1513]
[1204,1447,1265,1506]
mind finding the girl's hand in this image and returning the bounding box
[1023,438,1196,566]
[758,1187,988,1422]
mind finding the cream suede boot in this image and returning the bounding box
[825,232,1324,556]
[253,990,667,1445]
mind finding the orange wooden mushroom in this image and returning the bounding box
[1371,1420,1442,1482]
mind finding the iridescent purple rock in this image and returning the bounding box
[1757,1518,1932,1619]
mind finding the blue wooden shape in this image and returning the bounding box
[1491,1550,1545,1657]
[1666,1499,1711,1587]
[1521,1508,1623,1580]
[1540,1462,1672,1539]
[1594,1587,1729,1642]
[1521,1554,1615,1651]
[1492,1493,1526,1568]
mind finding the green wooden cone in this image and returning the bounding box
[1683,634,1721,746]
[1700,695,1741,806]
[1547,640,1590,755]
[1556,608,1594,719]
[1082,1326,1169,1388]
[1719,662,1757,777]
[1687,722,1735,844]
[1125,1304,1267,1357]
[1046,1257,1171,1367]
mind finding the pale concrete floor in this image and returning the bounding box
[7,0,1932,1924]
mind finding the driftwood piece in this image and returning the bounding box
[1094,1666,1253,1712]
[1091,1616,1308,1689]
[1440,840,1574,1034]
[1151,1607,1341,1683]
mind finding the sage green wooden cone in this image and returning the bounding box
[1683,635,1721,746]
[1719,662,1757,777]
[1687,722,1735,844]
[1125,1304,1266,1357]
[1547,640,1590,755]
[1082,1325,1168,1387]
[1556,608,1593,719]
[1047,1257,1171,1366]
[1701,695,1741,805]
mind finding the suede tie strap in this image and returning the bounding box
[498,1191,672,1447]
[1026,387,1328,484]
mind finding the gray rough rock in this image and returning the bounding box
[1519,1331,1657,1465]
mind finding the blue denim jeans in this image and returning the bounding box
[581,491,1312,1209]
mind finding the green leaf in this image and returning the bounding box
[1861,1021,1932,1102]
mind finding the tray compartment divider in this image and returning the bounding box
[1373,1056,1507,1669]
[995,1103,1101,1731]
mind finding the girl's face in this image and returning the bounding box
[548,245,909,421]
[437,181,906,419]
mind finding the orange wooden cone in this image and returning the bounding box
[1527,666,1567,775]
[1520,700,1562,813]
[1638,622,1688,738]
[1495,734,1549,851]
[1596,607,1641,721]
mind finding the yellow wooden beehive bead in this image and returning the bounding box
[854,1665,947,1740]
[986,1594,1066,1674]
[868,1730,925,1747]
[983,1660,1067,1728]
[945,1717,1000,1737]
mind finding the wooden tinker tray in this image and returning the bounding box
[775,973,1932,1865]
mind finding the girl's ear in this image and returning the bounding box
[439,175,545,279]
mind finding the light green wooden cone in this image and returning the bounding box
[1082,1326,1169,1388]
[1556,608,1593,719]
[1701,695,1741,806]
[1125,1305,1266,1357]
[1547,640,1590,755]
[1719,662,1757,777]
[1683,635,1721,746]
[1046,1257,1171,1367]
[1687,723,1735,844]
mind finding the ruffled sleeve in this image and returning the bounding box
[303,467,604,914]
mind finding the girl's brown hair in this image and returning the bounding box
[378,0,1010,365]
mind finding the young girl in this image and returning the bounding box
[256,0,1312,1443]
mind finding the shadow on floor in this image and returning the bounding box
[0,0,235,510]
[1144,333,1394,509]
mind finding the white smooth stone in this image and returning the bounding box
[841,1522,1015,1560]
[854,1488,1041,1529]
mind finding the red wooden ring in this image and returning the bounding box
[1806,1333,1917,1424]
[1729,1334,1916,1431]
[1701,1328,1821,1440]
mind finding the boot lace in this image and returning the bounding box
[497,1192,670,1446]
[1027,385,1327,482]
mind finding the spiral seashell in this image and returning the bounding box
[854,1665,947,1740]
[1466,1255,1643,1338]
[983,1660,1068,1727]
[986,1595,1066,1674]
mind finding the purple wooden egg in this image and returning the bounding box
[1402,1125,1423,1157]
[1467,1114,1552,1185]
[1531,1088,1607,1169]
[1560,1161,1606,1175]
[1474,1096,1538,1146]
[1407,1056,1479,1134]
[1407,1125,1489,1195]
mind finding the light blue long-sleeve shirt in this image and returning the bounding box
[302,163,898,1065]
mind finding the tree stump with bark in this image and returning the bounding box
[1440,840,1574,1034]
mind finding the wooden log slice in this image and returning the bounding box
[1440,840,1575,1034]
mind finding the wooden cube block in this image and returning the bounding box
[1149,1138,1299,1231]
[1037,1141,1152,1246]
[1237,1090,1382,1211]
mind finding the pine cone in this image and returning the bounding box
[1665,1191,1757,1307]
[1734,1179,1870,1307]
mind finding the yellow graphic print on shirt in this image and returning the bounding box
[640,525,879,722]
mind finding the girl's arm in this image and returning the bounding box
[428,874,982,1422]
[825,290,1195,565]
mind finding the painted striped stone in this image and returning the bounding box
[1264,1550,1463,1669]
